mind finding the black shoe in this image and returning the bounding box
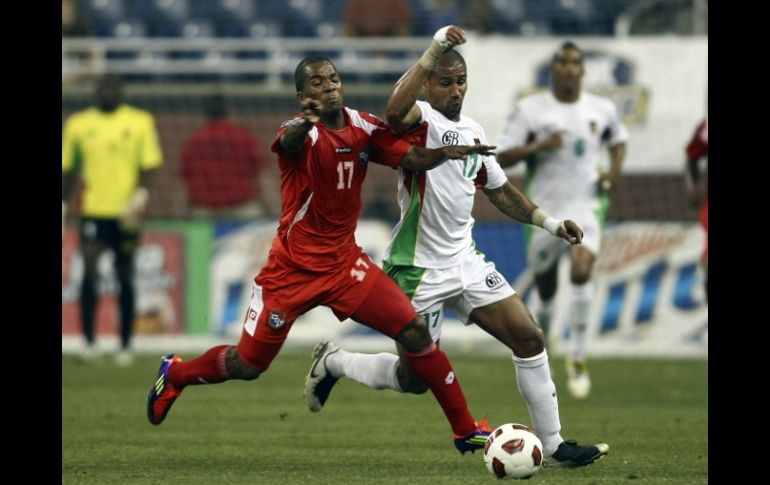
[543,440,609,467]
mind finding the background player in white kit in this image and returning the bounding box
[496,41,628,399]
[305,26,609,468]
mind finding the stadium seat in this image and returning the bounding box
[111,19,148,38]
[82,0,126,37]
[488,0,525,34]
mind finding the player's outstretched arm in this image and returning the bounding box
[401,144,496,172]
[385,25,466,134]
[280,99,320,153]
[496,132,563,168]
[483,182,582,244]
[483,182,537,224]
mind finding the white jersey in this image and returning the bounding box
[383,100,508,269]
[497,90,628,219]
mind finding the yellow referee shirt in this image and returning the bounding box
[62,104,163,218]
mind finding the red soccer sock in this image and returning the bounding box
[167,345,231,389]
[404,344,477,437]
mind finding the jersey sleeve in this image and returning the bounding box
[270,116,313,165]
[475,126,507,190]
[414,100,430,124]
[497,102,531,151]
[369,126,411,168]
[139,113,163,170]
[61,116,80,173]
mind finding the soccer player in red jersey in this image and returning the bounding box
[147,56,496,454]
[685,117,708,300]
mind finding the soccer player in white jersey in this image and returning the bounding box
[304,26,609,468]
[496,41,628,399]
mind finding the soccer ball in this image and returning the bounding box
[483,423,543,480]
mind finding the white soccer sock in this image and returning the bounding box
[512,350,563,456]
[536,296,555,350]
[569,281,594,361]
[325,349,403,392]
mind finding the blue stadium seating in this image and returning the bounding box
[74,0,636,38]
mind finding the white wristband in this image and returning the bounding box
[418,26,453,69]
[543,217,563,236]
[433,26,452,50]
[532,207,562,236]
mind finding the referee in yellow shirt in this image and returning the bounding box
[62,73,163,366]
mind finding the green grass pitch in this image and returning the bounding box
[62,350,707,484]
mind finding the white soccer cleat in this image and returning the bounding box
[566,358,591,399]
[77,346,99,364]
[114,350,135,367]
[304,341,340,412]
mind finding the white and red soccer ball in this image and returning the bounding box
[483,423,543,480]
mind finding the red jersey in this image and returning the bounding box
[180,120,266,208]
[686,118,708,260]
[268,107,410,271]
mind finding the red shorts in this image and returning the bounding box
[236,247,417,370]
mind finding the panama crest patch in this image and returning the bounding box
[268,311,287,329]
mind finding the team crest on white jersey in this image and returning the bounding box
[485,271,504,289]
[442,130,460,145]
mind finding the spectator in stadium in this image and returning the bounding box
[62,0,91,37]
[496,41,628,399]
[421,0,461,36]
[146,55,498,455]
[305,27,609,468]
[685,116,708,301]
[62,0,96,86]
[460,0,496,34]
[62,73,163,366]
[343,0,413,37]
[180,94,270,219]
[342,0,414,83]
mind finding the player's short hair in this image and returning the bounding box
[553,41,583,64]
[431,50,466,74]
[295,56,337,92]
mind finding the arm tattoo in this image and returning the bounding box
[486,184,534,223]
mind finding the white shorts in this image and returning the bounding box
[527,206,601,274]
[385,250,515,341]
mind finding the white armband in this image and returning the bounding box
[418,26,453,69]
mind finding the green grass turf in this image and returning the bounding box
[62,350,707,484]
